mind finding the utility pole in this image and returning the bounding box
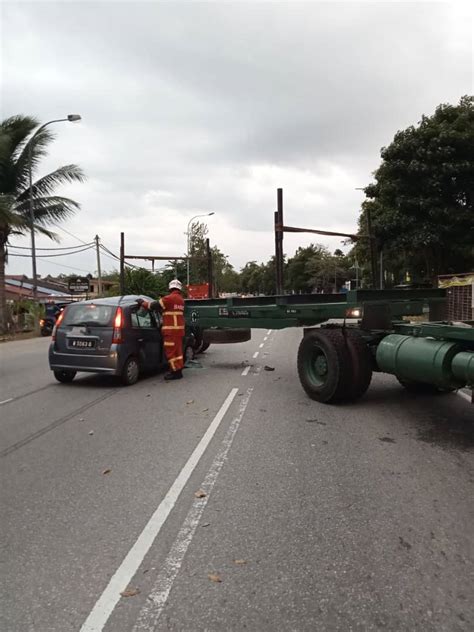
[120,232,125,295]
[95,235,103,296]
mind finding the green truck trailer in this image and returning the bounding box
[186,289,474,404]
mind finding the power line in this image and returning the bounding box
[53,224,90,245]
[36,258,93,274]
[9,242,94,251]
[8,245,95,258]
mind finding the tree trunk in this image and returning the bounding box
[0,235,7,336]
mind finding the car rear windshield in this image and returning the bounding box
[63,303,116,327]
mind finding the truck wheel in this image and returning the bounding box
[397,378,455,394]
[121,356,139,386]
[344,330,373,401]
[203,328,251,344]
[197,341,211,353]
[53,369,76,383]
[297,330,351,403]
[184,342,195,363]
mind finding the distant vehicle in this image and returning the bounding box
[40,301,73,337]
[48,295,195,385]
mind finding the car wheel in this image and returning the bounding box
[121,356,140,386]
[53,370,76,383]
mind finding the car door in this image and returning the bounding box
[129,307,162,370]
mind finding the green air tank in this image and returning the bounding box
[376,334,465,389]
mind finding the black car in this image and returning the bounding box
[48,295,194,385]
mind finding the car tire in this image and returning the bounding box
[53,369,76,383]
[121,356,140,386]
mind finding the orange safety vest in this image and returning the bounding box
[159,290,185,335]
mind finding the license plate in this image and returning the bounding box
[69,339,96,349]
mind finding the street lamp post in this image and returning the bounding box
[186,212,215,287]
[28,114,81,300]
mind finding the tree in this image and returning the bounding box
[0,115,85,333]
[358,96,474,283]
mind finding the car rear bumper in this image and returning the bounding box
[49,347,121,375]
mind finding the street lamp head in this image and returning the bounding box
[67,114,82,122]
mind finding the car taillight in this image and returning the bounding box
[52,310,65,341]
[112,307,123,344]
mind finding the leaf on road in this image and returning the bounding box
[233,559,247,565]
[201,522,211,527]
[88,431,94,435]
[208,573,222,583]
[102,468,112,475]
[120,587,140,597]
[202,408,209,412]
[186,400,194,405]
[264,365,275,371]
[195,489,207,498]
[79,418,84,422]
[379,436,396,443]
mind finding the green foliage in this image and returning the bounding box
[355,96,474,283]
[0,115,85,333]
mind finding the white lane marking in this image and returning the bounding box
[79,387,239,632]
[132,388,254,632]
[267,330,272,335]
[263,336,268,341]
[259,343,264,348]
[241,365,251,376]
[252,351,259,359]
[457,390,472,403]
[0,398,13,405]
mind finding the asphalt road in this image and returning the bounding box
[1,331,473,632]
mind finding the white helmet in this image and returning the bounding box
[169,279,183,291]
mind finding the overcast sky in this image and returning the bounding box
[2,0,472,278]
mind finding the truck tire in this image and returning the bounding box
[397,378,455,395]
[53,369,76,383]
[297,330,352,403]
[344,330,373,401]
[197,341,210,353]
[203,328,251,344]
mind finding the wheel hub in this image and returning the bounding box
[314,354,328,376]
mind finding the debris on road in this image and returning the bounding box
[102,468,112,475]
[88,431,94,436]
[379,437,396,443]
[233,559,247,565]
[186,400,194,405]
[120,587,140,597]
[208,573,222,583]
[202,408,209,412]
[195,489,207,498]
[79,418,84,422]
[264,365,275,371]
[201,522,211,527]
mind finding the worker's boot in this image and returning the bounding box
[164,370,183,381]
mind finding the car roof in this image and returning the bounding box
[68,295,154,307]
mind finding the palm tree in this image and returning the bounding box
[0,115,85,334]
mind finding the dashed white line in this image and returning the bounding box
[132,388,254,632]
[252,351,259,359]
[259,343,264,348]
[263,336,268,341]
[0,398,13,406]
[79,387,239,632]
[267,330,272,335]
[241,365,251,376]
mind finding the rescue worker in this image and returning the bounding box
[137,279,185,380]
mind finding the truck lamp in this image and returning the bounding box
[346,307,363,319]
